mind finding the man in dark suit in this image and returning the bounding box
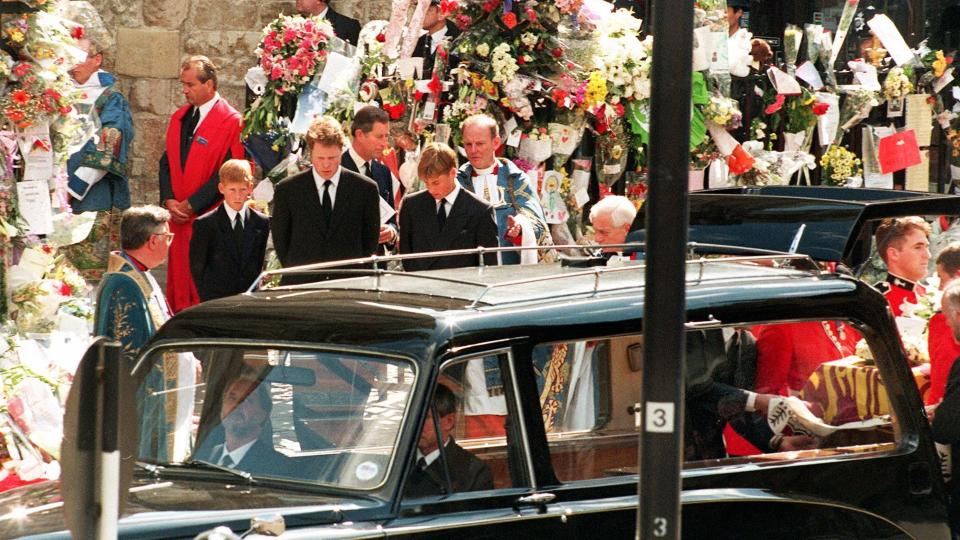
[399,143,498,271]
[190,160,269,301]
[412,0,461,76]
[341,105,399,247]
[271,116,380,284]
[405,383,494,498]
[208,377,289,477]
[296,0,360,46]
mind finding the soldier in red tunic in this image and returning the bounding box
[873,217,932,317]
[929,244,960,405]
[159,56,245,313]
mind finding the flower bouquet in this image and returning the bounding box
[819,144,862,186]
[882,66,914,103]
[783,24,803,75]
[834,86,880,144]
[243,14,335,139]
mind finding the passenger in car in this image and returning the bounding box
[206,377,290,477]
[405,384,494,498]
[873,216,931,316]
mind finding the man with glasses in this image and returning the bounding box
[94,205,174,361]
[874,217,932,317]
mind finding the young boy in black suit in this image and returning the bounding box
[189,160,269,301]
[398,143,499,271]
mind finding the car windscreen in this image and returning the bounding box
[135,345,415,490]
[633,195,864,262]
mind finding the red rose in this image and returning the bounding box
[383,102,406,120]
[482,0,495,13]
[526,8,537,22]
[60,281,72,297]
[12,63,30,77]
[71,26,84,40]
[551,47,563,58]
[502,12,518,29]
[59,105,72,115]
[726,144,755,175]
[811,101,829,115]
[439,0,458,16]
[517,56,525,65]
[376,33,386,43]
[428,73,442,95]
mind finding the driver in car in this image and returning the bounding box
[207,377,290,476]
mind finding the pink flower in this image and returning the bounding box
[764,94,785,115]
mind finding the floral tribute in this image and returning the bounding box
[243,14,335,138]
[819,144,862,186]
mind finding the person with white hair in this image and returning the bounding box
[588,195,637,253]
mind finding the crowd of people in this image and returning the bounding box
[61,0,960,503]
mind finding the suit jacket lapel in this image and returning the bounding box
[437,193,469,247]
[328,172,351,234]
[240,210,263,262]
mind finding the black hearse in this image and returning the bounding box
[0,250,951,539]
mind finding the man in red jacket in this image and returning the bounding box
[159,55,245,313]
[873,216,931,317]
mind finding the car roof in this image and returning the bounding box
[155,259,864,355]
[633,187,960,263]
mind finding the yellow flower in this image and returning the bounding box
[933,51,948,78]
[584,70,607,108]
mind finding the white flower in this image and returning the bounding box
[477,43,490,57]
[521,32,538,48]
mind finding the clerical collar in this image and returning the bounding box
[472,163,499,176]
[126,253,148,272]
[886,273,918,291]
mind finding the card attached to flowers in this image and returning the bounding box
[16,122,54,182]
[16,180,54,236]
[878,129,922,174]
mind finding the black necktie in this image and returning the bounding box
[180,107,199,167]
[320,180,333,228]
[437,199,447,230]
[233,213,243,252]
[363,163,371,179]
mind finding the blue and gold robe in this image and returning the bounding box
[456,158,547,265]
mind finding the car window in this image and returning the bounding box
[532,321,910,483]
[136,346,415,490]
[402,352,530,501]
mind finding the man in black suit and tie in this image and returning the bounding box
[399,143,498,271]
[271,116,380,283]
[190,160,269,301]
[209,377,289,477]
[413,0,462,76]
[296,0,361,46]
[341,105,399,247]
[405,383,494,498]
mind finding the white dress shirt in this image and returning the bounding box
[193,92,220,133]
[436,183,461,217]
[347,145,370,176]
[428,26,448,54]
[219,439,256,467]
[313,166,342,207]
[224,204,247,227]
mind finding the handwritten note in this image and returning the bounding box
[16,180,54,235]
[905,94,933,147]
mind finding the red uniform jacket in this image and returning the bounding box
[163,99,244,313]
[874,273,922,317]
[928,311,960,405]
[754,320,861,396]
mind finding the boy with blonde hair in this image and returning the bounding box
[189,159,270,301]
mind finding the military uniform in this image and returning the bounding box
[874,273,924,317]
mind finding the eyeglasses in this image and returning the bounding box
[153,231,175,242]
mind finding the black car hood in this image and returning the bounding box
[0,476,383,539]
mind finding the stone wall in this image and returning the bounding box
[86,0,392,206]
